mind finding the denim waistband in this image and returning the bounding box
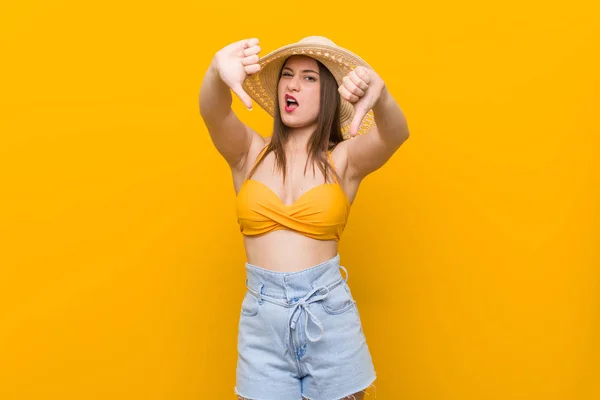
[244,253,348,303]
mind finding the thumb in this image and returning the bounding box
[231,83,253,110]
[349,106,366,137]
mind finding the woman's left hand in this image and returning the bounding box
[338,66,386,137]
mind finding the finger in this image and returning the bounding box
[243,45,261,57]
[243,38,259,49]
[342,76,366,98]
[231,83,253,109]
[348,71,369,91]
[338,85,360,103]
[244,64,261,75]
[353,66,370,84]
[241,54,260,66]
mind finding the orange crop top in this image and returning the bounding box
[236,146,351,241]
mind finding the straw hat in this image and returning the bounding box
[241,36,377,140]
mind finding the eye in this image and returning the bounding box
[282,72,292,77]
[305,76,317,81]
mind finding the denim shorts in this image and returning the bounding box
[234,253,377,400]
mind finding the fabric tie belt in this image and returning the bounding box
[245,266,348,357]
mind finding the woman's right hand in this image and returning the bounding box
[212,38,261,110]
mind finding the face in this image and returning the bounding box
[277,55,321,129]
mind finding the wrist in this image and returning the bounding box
[209,57,219,75]
[373,83,390,112]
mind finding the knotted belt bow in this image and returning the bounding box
[245,266,348,357]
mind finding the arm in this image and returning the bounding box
[345,85,410,181]
[199,40,264,171]
[337,66,410,181]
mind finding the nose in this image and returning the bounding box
[286,74,300,92]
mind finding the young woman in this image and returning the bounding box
[199,36,410,400]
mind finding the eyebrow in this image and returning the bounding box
[282,66,319,74]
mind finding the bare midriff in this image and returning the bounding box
[243,230,338,272]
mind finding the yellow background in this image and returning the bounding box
[1,1,598,399]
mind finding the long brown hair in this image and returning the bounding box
[247,57,345,184]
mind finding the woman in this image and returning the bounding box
[199,36,410,400]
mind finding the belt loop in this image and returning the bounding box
[258,282,264,304]
[339,266,348,283]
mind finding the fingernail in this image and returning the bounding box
[247,106,253,111]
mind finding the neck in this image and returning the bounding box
[286,124,316,153]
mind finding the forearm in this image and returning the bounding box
[372,86,410,145]
[199,59,234,123]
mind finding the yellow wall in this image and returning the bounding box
[1,1,598,399]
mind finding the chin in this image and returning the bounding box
[281,115,302,128]
[281,114,316,129]
[283,122,303,129]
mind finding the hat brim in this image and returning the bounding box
[241,42,376,140]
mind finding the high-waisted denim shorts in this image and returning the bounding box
[234,253,377,400]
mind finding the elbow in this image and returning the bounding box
[392,126,410,149]
[398,123,410,144]
[402,129,410,143]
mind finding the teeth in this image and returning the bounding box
[287,98,297,104]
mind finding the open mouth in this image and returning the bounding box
[284,94,299,112]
